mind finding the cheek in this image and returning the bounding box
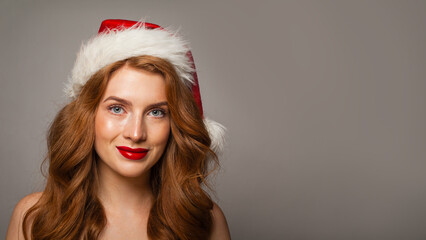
[149,121,171,147]
[95,112,123,145]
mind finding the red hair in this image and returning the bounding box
[23,55,218,239]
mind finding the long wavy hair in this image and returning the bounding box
[23,55,218,240]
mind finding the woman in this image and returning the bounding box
[6,19,230,240]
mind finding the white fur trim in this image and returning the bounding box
[65,23,194,98]
[204,118,226,154]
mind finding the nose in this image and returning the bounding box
[123,114,147,143]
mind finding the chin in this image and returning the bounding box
[115,163,153,179]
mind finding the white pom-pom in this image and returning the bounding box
[204,118,226,154]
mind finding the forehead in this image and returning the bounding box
[103,66,167,104]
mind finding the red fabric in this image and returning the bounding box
[187,51,203,117]
[96,19,204,117]
[98,19,162,33]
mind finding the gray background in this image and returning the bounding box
[1,0,426,239]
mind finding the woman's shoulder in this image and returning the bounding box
[6,192,43,240]
[12,192,43,215]
[210,203,231,240]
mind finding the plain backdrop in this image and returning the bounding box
[1,0,426,239]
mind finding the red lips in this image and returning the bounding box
[116,146,149,160]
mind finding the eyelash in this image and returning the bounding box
[148,109,166,118]
[108,105,126,115]
[107,105,167,118]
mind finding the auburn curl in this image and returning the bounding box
[23,55,218,240]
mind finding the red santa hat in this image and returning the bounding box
[66,19,225,153]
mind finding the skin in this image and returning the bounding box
[94,65,171,239]
[6,65,231,240]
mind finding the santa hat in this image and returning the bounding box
[66,19,225,153]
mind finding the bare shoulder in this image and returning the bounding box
[210,203,231,240]
[13,192,42,216]
[6,192,43,240]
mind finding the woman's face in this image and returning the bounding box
[94,65,170,179]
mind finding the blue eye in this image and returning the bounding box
[109,105,124,114]
[149,109,165,117]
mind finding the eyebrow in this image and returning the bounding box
[103,96,168,108]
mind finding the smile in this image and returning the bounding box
[116,146,149,160]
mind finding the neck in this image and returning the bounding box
[96,160,154,214]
